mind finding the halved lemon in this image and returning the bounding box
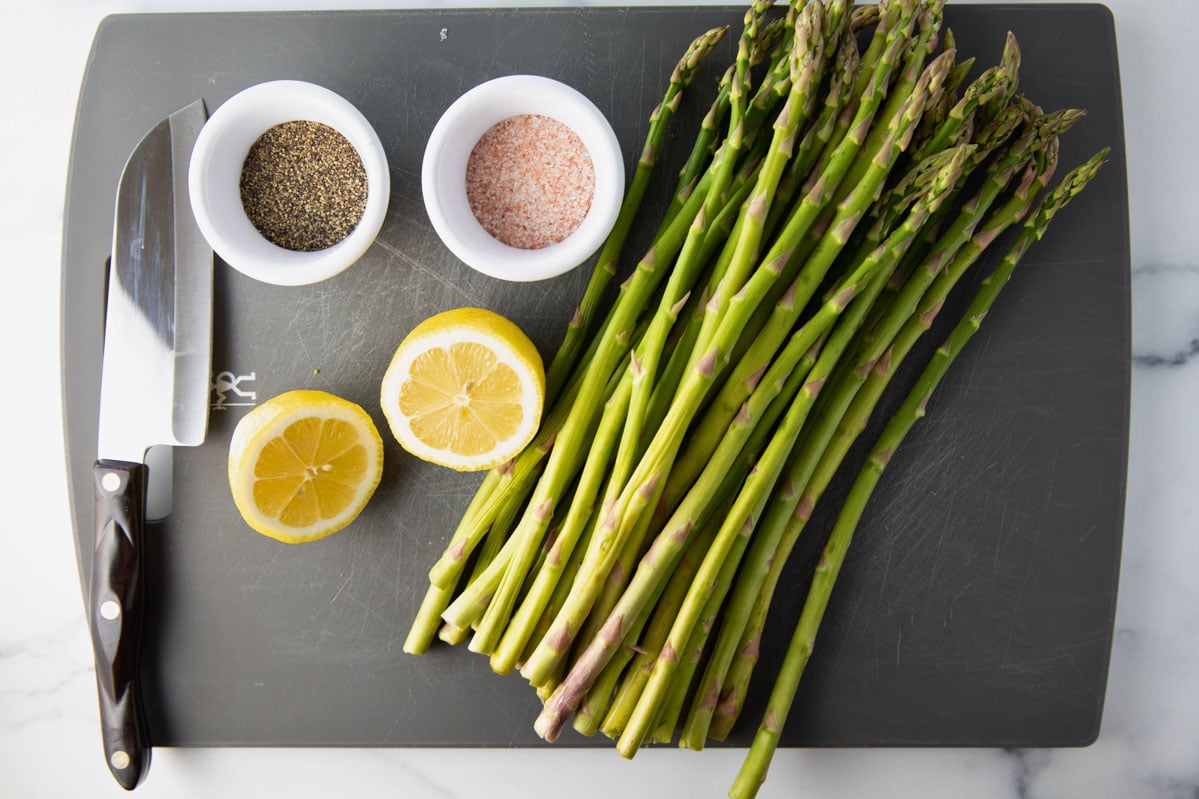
[228,390,384,543]
[380,307,545,471]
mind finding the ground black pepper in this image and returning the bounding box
[239,120,368,252]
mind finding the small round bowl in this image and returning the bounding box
[422,75,624,282]
[188,80,390,286]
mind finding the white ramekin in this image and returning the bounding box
[188,80,390,286]
[422,75,624,282]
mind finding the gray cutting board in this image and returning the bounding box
[62,5,1128,747]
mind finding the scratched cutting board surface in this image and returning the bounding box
[61,5,1128,747]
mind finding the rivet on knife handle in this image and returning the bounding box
[90,461,151,791]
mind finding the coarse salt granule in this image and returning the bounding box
[465,114,596,250]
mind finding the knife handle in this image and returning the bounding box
[90,460,151,790]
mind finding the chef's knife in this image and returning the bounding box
[90,99,210,791]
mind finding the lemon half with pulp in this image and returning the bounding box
[228,390,384,543]
[380,308,544,471]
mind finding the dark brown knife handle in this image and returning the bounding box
[90,460,151,790]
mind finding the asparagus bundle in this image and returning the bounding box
[403,2,1108,796]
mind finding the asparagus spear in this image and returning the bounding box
[622,19,936,559]
[850,2,880,33]
[729,150,1108,799]
[710,135,1065,739]
[434,158,715,630]
[533,139,962,741]
[622,146,969,755]
[546,26,729,403]
[516,8,826,686]
[660,45,951,517]
[533,238,873,741]
[680,146,981,747]
[409,28,731,649]
[579,60,944,710]
[599,332,824,739]
[836,1,945,205]
[621,231,912,755]
[913,31,1020,162]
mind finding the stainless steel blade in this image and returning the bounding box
[97,100,211,464]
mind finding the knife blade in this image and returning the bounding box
[90,98,210,791]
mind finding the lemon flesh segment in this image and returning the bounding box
[381,308,545,472]
[229,390,384,543]
[401,343,525,456]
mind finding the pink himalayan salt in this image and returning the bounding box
[465,114,596,250]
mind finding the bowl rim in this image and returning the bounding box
[188,79,390,287]
[421,74,625,283]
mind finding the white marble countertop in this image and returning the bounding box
[3,1,1196,797]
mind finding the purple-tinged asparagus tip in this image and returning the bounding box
[696,347,720,378]
[874,135,897,169]
[747,190,769,225]
[972,223,1004,252]
[534,686,568,740]
[670,291,691,319]
[671,520,694,545]
[639,474,661,500]
[699,680,721,711]
[853,356,877,381]
[803,170,830,202]
[745,364,769,392]
[873,445,896,468]
[547,540,563,567]
[607,561,625,586]
[778,475,796,499]
[926,249,949,277]
[549,621,573,653]
[920,299,944,329]
[600,612,627,646]
[873,347,894,376]
[832,282,858,309]
[716,687,739,717]
[773,93,796,134]
[777,278,800,312]
[779,120,800,157]
[677,176,698,204]
[734,403,752,426]
[832,209,862,244]
[640,538,659,567]
[705,291,721,315]
[917,389,934,418]
[742,630,762,660]
[794,492,815,522]
[764,246,793,277]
